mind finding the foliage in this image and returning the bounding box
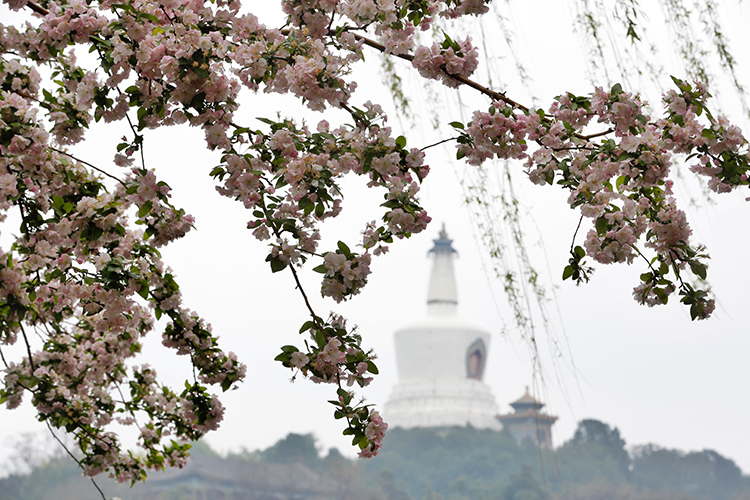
[2,426,750,500]
[503,465,550,500]
[1,0,750,487]
[630,445,749,500]
[359,426,550,500]
[359,423,750,500]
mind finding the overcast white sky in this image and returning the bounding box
[1,0,750,476]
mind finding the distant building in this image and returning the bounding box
[497,387,558,447]
[384,226,501,430]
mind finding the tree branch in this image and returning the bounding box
[24,0,48,15]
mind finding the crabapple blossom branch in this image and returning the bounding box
[349,31,529,111]
[2,0,749,488]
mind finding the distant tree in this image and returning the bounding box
[630,445,686,492]
[377,470,413,500]
[260,432,321,466]
[631,446,745,500]
[556,419,630,485]
[503,465,549,500]
[187,439,220,457]
[553,481,697,500]
[361,426,546,500]
[0,474,25,500]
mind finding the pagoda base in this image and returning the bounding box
[384,378,502,430]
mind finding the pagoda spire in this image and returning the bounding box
[427,224,458,316]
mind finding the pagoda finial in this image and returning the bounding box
[428,223,457,255]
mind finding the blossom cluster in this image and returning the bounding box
[452,79,749,319]
[413,34,479,87]
[213,103,430,303]
[275,314,382,456]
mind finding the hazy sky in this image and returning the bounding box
[1,0,749,476]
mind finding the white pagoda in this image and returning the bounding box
[384,226,501,430]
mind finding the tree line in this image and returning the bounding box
[2,419,748,500]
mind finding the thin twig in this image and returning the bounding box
[579,127,615,140]
[570,215,585,253]
[48,147,126,186]
[45,422,107,500]
[0,346,8,368]
[19,324,36,373]
[287,263,320,325]
[420,136,458,151]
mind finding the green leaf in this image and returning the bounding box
[449,121,465,130]
[299,197,314,216]
[690,261,707,280]
[269,256,287,273]
[595,216,608,236]
[138,200,152,218]
[137,106,147,125]
[395,136,406,149]
[337,241,351,255]
[690,304,700,320]
[221,377,233,392]
[314,329,325,348]
[654,287,669,304]
[562,265,575,280]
